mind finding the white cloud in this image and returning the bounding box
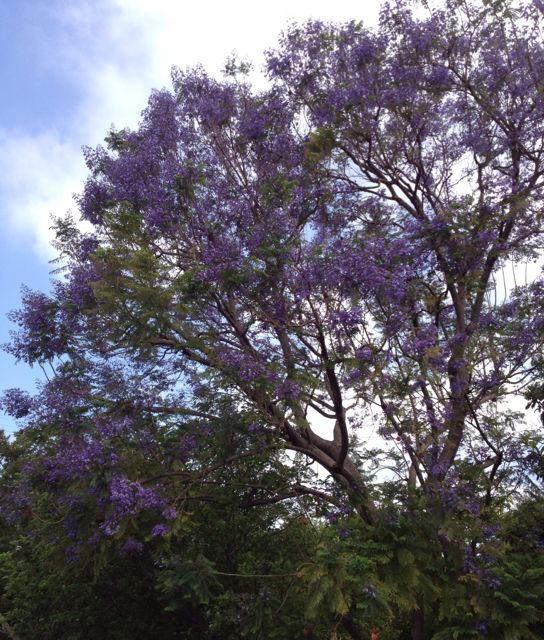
[0,0,380,260]
[0,130,85,259]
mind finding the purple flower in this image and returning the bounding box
[276,379,301,401]
[483,576,501,590]
[475,620,488,635]
[100,519,120,537]
[355,346,373,362]
[121,537,144,555]
[465,499,480,517]
[482,523,500,540]
[428,65,449,88]
[162,507,177,520]
[109,476,164,517]
[179,433,198,460]
[0,388,32,418]
[151,523,169,538]
[64,545,80,566]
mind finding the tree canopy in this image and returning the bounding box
[1,1,544,638]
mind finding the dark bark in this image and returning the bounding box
[411,606,424,640]
[340,615,364,640]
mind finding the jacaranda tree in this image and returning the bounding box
[2,0,544,637]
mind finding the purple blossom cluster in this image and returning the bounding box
[325,504,353,524]
[120,536,144,556]
[151,523,169,538]
[45,438,117,483]
[463,544,501,589]
[98,476,164,538]
[275,379,301,401]
[179,433,198,460]
[0,388,32,419]
[109,476,163,517]
[217,348,273,384]
[6,289,67,363]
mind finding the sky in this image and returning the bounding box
[0,0,382,434]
